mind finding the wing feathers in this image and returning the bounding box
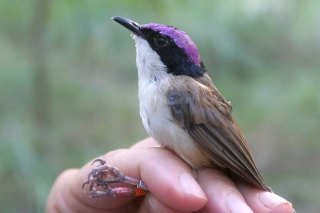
[167,75,270,191]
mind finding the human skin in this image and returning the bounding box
[46,137,294,213]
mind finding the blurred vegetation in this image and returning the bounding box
[0,0,319,212]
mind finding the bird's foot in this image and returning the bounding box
[82,158,148,197]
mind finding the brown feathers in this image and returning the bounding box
[167,75,271,192]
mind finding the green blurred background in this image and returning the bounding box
[0,0,319,212]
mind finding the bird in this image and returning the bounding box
[83,16,272,198]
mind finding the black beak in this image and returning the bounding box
[112,16,144,37]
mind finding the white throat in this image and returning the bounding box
[132,35,208,168]
[133,35,168,86]
[132,35,172,141]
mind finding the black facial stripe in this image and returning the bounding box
[140,28,206,78]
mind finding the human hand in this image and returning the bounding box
[46,137,294,213]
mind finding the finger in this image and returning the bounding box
[236,181,294,213]
[130,137,160,149]
[72,143,206,212]
[46,169,135,213]
[46,169,80,212]
[196,168,254,213]
[74,149,141,212]
[50,155,140,213]
[104,147,207,212]
[138,193,191,213]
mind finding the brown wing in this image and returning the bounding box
[167,75,271,192]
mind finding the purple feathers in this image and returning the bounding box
[141,23,201,65]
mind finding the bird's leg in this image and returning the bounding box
[82,159,148,197]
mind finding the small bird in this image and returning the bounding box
[83,16,271,197]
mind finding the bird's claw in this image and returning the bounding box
[91,158,106,165]
[82,158,149,197]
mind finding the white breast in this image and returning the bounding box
[133,35,175,142]
[133,36,210,168]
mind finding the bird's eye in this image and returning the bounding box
[154,35,168,47]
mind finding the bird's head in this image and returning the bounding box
[112,16,206,79]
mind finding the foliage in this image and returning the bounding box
[0,1,319,212]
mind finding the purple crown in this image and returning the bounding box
[141,23,201,65]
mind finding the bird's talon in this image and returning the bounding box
[91,158,106,166]
[83,159,148,197]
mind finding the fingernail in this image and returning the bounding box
[226,193,253,213]
[258,192,290,209]
[179,172,206,199]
